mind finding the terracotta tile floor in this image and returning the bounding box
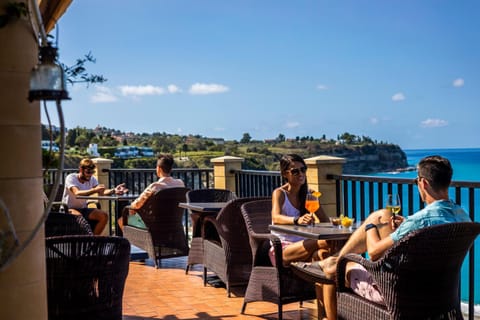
[122,256,319,320]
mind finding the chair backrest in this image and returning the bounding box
[137,187,190,253]
[45,212,93,237]
[45,235,130,320]
[211,196,270,259]
[240,199,273,266]
[186,188,236,203]
[44,183,65,202]
[378,222,480,319]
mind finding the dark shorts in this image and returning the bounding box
[76,207,95,220]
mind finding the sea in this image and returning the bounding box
[370,148,480,306]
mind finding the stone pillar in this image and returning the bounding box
[305,156,346,218]
[92,158,113,235]
[0,1,48,318]
[211,156,244,195]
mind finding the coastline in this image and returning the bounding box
[461,302,480,319]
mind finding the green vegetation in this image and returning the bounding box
[42,125,407,173]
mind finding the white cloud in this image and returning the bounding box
[285,121,300,129]
[420,118,448,128]
[90,86,118,103]
[317,84,328,90]
[167,84,182,94]
[452,78,464,87]
[189,83,229,95]
[370,117,379,124]
[392,92,405,102]
[120,85,166,96]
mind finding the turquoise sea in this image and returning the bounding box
[371,148,480,304]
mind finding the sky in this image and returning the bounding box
[42,0,480,150]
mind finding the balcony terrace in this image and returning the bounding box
[43,155,480,319]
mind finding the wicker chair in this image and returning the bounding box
[45,235,130,320]
[45,211,94,237]
[240,199,316,320]
[202,196,270,296]
[185,188,236,273]
[336,222,480,320]
[122,187,190,268]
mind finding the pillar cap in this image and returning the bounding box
[210,156,244,164]
[92,157,113,164]
[305,155,346,165]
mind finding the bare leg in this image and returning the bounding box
[88,209,108,235]
[282,239,330,265]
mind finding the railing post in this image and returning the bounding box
[92,158,113,235]
[211,156,244,195]
[305,155,346,218]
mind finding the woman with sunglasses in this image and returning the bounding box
[270,154,333,266]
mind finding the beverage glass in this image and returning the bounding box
[386,194,401,218]
[305,193,320,226]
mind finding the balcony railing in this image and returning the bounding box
[43,168,214,194]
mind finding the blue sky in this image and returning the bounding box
[43,0,480,150]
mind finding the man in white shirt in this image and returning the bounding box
[63,158,128,235]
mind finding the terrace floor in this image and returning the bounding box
[122,256,320,320]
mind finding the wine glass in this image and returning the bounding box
[386,194,401,218]
[305,193,320,226]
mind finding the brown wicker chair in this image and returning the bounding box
[336,222,480,320]
[45,235,130,320]
[45,211,94,237]
[122,187,190,268]
[202,196,270,296]
[185,188,236,273]
[240,199,316,320]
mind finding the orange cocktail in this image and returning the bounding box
[305,200,320,213]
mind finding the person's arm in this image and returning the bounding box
[364,215,404,260]
[129,183,155,213]
[70,184,106,196]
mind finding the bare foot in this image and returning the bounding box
[318,256,338,277]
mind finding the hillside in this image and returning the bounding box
[42,125,409,174]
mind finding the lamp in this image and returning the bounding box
[28,43,70,102]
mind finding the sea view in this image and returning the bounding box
[371,148,480,306]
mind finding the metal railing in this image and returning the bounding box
[106,168,214,194]
[234,169,282,197]
[43,168,214,194]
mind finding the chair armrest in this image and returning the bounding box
[202,215,221,243]
[121,205,135,227]
[248,232,273,266]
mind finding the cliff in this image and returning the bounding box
[325,144,409,174]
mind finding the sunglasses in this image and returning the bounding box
[83,167,96,174]
[288,166,307,176]
[414,176,426,185]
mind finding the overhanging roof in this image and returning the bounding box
[39,0,73,33]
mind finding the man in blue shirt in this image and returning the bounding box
[317,155,471,319]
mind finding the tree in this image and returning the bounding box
[277,133,285,142]
[240,132,252,143]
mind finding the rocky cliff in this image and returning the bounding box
[325,144,408,174]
